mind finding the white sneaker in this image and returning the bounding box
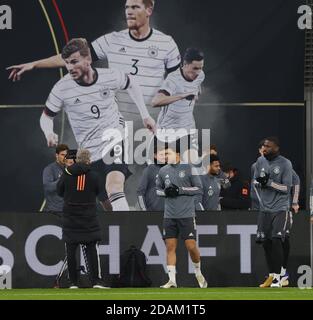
[160,280,177,289]
[196,274,208,288]
[93,284,110,289]
[270,278,281,288]
[280,273,289,287]
[69,285,79,289]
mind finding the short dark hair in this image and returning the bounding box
[166,139,182,155]
[153,137,167,154]
[61,38,91,59]
[258,139,265,149]
[183,48,204,64]
[142,0,155,8]
[65,149,77,160]
[223,163,237,173]
[210,144,218,152]
[210,154,220,164]
[265,136,280,147]
[56,144,69,154]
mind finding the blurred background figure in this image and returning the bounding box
[137,141,167,211]
[200,154,222,211]
[42,144,69,215]
[220,164,250,210]
[250,140,265,211]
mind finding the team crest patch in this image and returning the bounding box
[148,46,159,58]
[179,171,186,178]
[273,166,280,175]
[208,187,214,197]
[165,179,171,186]
[99,88,109,98]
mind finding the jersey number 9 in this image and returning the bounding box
[91,105,100,119]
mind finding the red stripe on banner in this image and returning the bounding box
[52,0,69,42]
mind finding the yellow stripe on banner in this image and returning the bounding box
[38,0,65,213]
[196,102,305,107]
[39,199,46,212]
[38,0,63,79]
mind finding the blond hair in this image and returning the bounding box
[76,149,91,164]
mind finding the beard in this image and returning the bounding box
[264,152,279,161]
[127,20,138,30]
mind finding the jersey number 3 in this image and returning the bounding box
[131,59,139,75]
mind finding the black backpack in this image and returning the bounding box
[118,245,152,287]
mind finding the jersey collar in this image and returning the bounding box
[129,28,153,42]
[180,68,194,82]
[75,68,99,87]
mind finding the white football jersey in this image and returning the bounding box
[157,68,205,130]
[46,68,128,162]
[91,29,181,115]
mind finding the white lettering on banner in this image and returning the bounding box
[98,226,120,274]
[298,5,312,29]
[25,225,63,276]
[0,265,12,289]
[0,5,12,30]
[0,226,14,270]
[188,225,218,273]
[0,223,261,280]
[227,225,257,274]
[141,225,167,272]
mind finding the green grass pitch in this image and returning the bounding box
[0,288,313,300]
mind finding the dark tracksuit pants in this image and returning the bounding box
[66,241,100,285]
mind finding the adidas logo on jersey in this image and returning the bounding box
[119,47,126,53]
[74,98,81,104]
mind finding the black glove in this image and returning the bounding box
[256,172,270,187]
[255,231,266,244]
[164,184,180,198]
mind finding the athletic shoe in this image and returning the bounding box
[270,278,282,288]
[93,282,110,289]
[259,275,273,288]
[160,280,177,289]
[281,272,289,287]
[196,274,208,288]
[69,284,79,289]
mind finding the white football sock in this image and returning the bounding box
[280,267,286,276]
[109,193,129,211]
[193,261,202,277]
[167,265,176,283]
